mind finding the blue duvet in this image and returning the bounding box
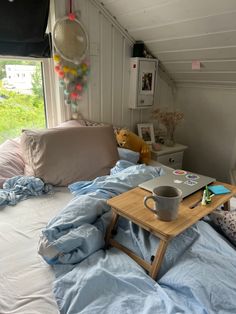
[38,161,236,314]
[0,175,52,206]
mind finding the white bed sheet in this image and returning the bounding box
[0,187,73,314]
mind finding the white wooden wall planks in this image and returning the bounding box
[54,0,174,131]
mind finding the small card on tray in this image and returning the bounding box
[208,185,231,195]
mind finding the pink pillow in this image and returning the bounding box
[0,139,25,188]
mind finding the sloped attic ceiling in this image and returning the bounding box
[99,0,236,87]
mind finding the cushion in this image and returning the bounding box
[0,139,25,188]
[118,147,140,164]
[21,125,119,186]
[57,120,83,128]
[210,209,236,246]
[78,118,105,127]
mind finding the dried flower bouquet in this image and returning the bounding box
[152,109,184,146]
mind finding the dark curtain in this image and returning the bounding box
[0,0,51,57]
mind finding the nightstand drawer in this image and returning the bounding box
[157,151,184,169]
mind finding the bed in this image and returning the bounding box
[0,187,72,314]
[0,122,236,314]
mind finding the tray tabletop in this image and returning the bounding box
[107,181,236,240]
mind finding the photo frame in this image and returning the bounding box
[140,70,155,95]
[137,123,155,144]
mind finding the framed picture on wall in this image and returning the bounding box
[137,123,155,144]
[140,70,155,95]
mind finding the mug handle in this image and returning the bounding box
[143,195,157,213]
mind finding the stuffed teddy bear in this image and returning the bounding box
[115,128,151,164]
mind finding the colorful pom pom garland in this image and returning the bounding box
[53,53,90,112]
[53,0,89,113]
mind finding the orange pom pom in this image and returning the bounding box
[54,65,61,73]
[58,71,65,78]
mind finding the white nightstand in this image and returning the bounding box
[151,143,188,169]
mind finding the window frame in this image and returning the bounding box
[42,56,71,127]
[0,55,70,129]
[0,0,72,132]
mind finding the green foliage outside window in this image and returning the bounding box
[31,63,43,98]
[0,60,46,144]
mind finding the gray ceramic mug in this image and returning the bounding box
[144,186,182,221]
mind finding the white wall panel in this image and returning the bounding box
[147,30,236,53]
[100,16,113,123]
[112,28,123,126]
[105,0,236,30]
[121,40,133,128]
[157,46,236,62]
[72,0,90,118]
[164,60,236,73]
[99,0,236,87]
[130,11,236,42]
[54,0,173,130]
[175,86,236,182]
[87,1,101,121]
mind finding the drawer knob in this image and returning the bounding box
[169,158,175,163]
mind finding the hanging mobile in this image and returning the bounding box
[52,0,89,112]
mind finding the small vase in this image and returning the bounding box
[165,127,175,147]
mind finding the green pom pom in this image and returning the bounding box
[65,99,71,106]
[59,80,65,87]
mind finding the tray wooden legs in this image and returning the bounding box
[105,211,119,248]
[149,239,169,279]
[223,200,230,210]
[105,210,170,280]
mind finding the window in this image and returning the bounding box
[0,58,46,144]
[0,2,71,144]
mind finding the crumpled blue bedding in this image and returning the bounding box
[38,161,163,264]
[0,175,52,206]
[38,161,236,314]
